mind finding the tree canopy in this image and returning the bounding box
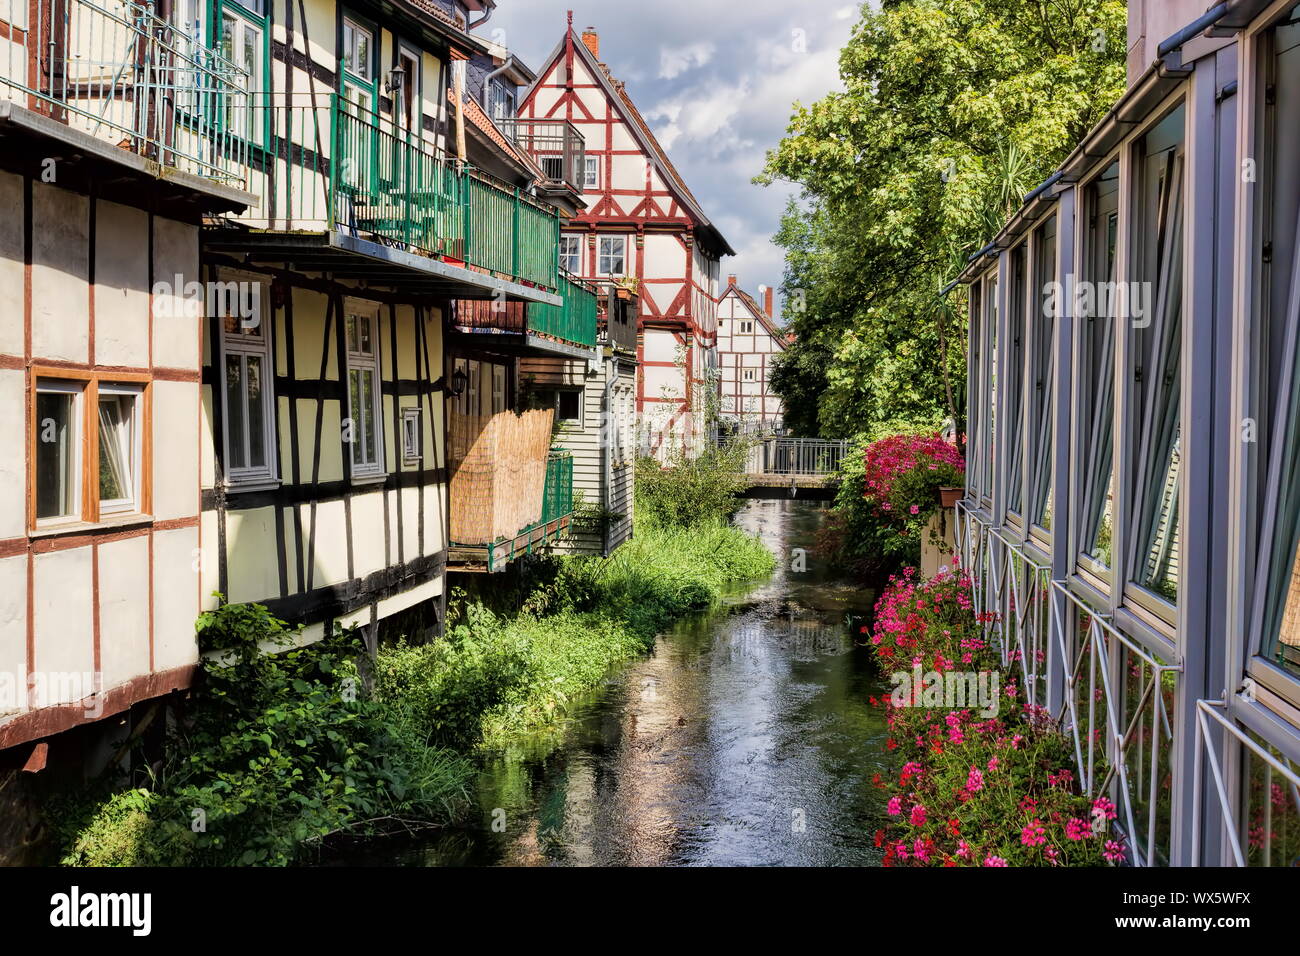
[760,0,1127,438]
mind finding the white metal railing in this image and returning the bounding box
[1193,699,1300,866]
[0,0,249,183]
[956,498,1180,866]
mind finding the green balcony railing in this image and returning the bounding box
[230,94,563,292]
[541,452,575,526]
[529,273,598,349]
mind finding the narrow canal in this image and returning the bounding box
[388,498,889,866]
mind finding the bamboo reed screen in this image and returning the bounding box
[449,408,555,544]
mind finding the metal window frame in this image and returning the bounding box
[1240,3,1300,715]
[1123,107,1188,620]
[1072,158,1122,589]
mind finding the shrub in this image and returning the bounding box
[816,440,919,580]
[863,432,965,535]
[633,439,750,529]
[55,601,473,866]
[868,568,1126,867]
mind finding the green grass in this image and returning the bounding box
[49,517,775,864]
[377,520,776,750]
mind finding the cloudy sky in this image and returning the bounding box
[486,0,862,314]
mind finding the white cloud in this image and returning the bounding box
[658,41,716,79]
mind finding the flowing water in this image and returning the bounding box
[371,498,889,866]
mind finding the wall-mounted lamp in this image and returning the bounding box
[450,367,468,397]
[384,65,406,96]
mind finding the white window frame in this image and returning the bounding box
[584,156,600,189]
[96,382,144,517]
[220,7,265,144]
[401,406,422,465]
[342,17,374,83]
[742,368,757,383]
[598,235,626,277]
[559,234,581,275]
[33,379,84,528]
[557,388,582,426]
[220,288,277,487]
[739,319,754,334]
[344,303,385,479]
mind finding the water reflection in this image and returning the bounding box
[365,499,889,866]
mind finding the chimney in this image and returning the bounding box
[763,285,774,317]
[727,274,737,287]
[581,27,599,59]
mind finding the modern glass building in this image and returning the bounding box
[957,0,1300,866]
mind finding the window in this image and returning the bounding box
[97,385,143,515]
[401,407,422,465]
[559,235,581,274]
[558,389,582,424]
[345,307,384,477]
[1253,7,1300,685]
[219,5,265,142]
[742,368,757,383]
[584,156,600,189]
[34,376,146,527]
[489,79,516,123]
[1028,215,1057,535]
[1078,162,1119,576]
[1126,106,1185,611]
[739,319,754,334]
[598,236,626,276]
[980,273,998,507]
[35,381,82,523]
[1005,243,1027,521]
[342,18,373,83]
[487,364,503,413]
[221,292,276,483]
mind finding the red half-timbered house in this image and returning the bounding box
[518,16,733,455]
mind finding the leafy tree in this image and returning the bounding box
[760,0,1127,438]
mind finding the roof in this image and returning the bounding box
[724,284,787,347]
[523,24,735,257]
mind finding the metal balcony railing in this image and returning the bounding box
[599,280,639,354]
[224,94,562,291]
[497,116,585,192]
[530,273,598,349]
[455,271,597,350]
[0,0,250,183]
[541,451,574,525]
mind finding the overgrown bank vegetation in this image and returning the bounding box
[53,452,773,865]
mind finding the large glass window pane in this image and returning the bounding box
[245,356,265,470]
[97,391,137,508]
[1006,245,1026,516]
[36,389,78,520]
[1030,217,1057,531]
[1256,8,1300,682]
[1080,162,1119,569]
[225,354,247,471]
[1128,106,1185,604]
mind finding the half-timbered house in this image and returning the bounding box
[518,17,733,458]
[0,0,252,780]
[717,276,786,432]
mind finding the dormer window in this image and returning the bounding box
[489,79,517,123]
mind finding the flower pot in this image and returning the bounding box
[938,486,963,509]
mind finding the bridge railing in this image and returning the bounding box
[723,437,850,476]
[763,438,850,475]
